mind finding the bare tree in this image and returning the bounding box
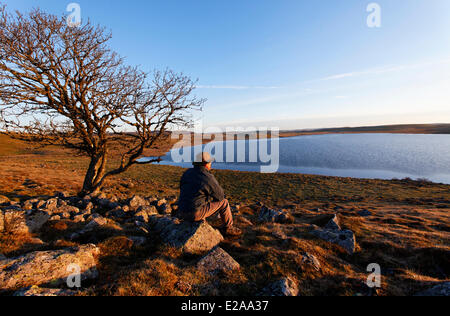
[0,7,204,195]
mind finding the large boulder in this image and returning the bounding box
[415,282,450,296]
[0,244,99,291]
[14,286,76,297]
[0,209,50,234]
[197,247,240,275]
[260,277,299,296]
[149,215,224,255]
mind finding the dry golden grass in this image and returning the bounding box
[0,134,449,296]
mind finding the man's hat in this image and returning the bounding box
[193,152,215,165]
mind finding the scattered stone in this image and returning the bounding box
[415,282,450,296]
[49,215,61,221]
[325,214,341,231]
[56,191,70,199]
[52,205,80,215]
[157,203,172,215]
[128,236,147,247]
[22,200,37,211]
[96,198,119,210]
[70,216,109,240]
[128,195,149,211]
[1,210,50,234]
[106,207,127,219]
[300,252,321,271]
[150,215,224,254]
[73,214,85,223]
[260,277,299,296]
[197,247,240,275]
[258,207,293,224]
[14,286,77,297]
[358,209,372,217]
[43,198,58,211]
[311,226,356,255]
[0,244,99,291]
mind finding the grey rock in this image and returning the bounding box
[149,215,224,255]
[260,277,299,296]
[70,216,109,240]
[259,207,293,224]
[52,205,80,215]
[197,247,240,275]
[0,253,6,261]
[128,195,149,211]
[415,282,450,296]
[312,227,356,255]
[0,244,99,291]
[14,286,77,297]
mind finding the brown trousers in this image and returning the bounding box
[179,199,233,229]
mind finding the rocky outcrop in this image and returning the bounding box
[260,277,299,296]
[0,244,99,291]
[415,282,450,296]
[149,215,224,254]
[197,247,240,275]
[14,286,76,297]
[258,206,293,224]
[311,215,357,255]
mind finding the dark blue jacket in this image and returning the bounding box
[178,166,225,213]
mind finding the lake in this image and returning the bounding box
[147,134,450,184]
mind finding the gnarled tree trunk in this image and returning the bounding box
[81,154,107,196]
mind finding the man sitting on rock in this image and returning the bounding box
[177,152,242,237]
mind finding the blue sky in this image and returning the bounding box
[4,0,450,130]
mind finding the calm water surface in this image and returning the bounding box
[146,134,450,184]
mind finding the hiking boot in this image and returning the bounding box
[221,226,242,237]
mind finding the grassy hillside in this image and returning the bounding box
[0,133,449,296]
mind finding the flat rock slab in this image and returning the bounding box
[260,277,299,296]
[0,244,99,291]
[14,286,76,297]
[149,215,224,255]
[415,282,450,296]
[197,247,240,275]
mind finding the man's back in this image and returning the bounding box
[178,166,225,214]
